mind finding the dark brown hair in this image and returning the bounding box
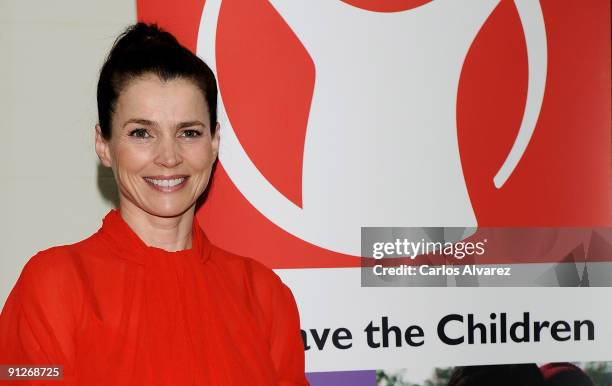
[97,23,217,139]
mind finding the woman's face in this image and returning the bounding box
[95,74,219,218]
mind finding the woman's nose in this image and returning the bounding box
[154,137,183,168]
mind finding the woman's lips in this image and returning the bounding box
[143,176,189,192]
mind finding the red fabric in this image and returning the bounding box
[0,210,308,386]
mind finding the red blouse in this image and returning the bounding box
[0,210,308,386]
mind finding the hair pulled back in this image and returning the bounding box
[97,23,218,139]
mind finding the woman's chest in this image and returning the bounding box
[73,259,277,385]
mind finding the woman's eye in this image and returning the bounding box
[181,129,202,138]
[128,128,151,138]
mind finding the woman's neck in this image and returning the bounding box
[118,201,195,252]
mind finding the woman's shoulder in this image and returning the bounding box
[17,232,104,292]
[25,231,96,263]
[207,245,301,337]
[0,240,97,365]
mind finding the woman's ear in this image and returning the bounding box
[95,124,113,167]
[211,122,220,159]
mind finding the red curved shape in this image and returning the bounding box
[457,0,528,226]
[340,0,433,13]
[458,0,612,227]
[217,0,315,208]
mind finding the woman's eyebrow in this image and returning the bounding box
[121,119,207,129]
[177,120,207,129]
[122,118,156,128]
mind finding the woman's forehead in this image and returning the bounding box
[114,74,210,125]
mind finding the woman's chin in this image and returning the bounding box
[137,202,195,219]
[158,206,194,218]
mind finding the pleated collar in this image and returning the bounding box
[99,209,212,265]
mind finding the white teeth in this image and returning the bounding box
[145,177,186,188]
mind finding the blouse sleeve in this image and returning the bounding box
[0,249,79,385]
[267,279,309,386]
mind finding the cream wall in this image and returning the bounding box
[0,1,136,307]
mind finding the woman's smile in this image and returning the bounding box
[143,175,189,192]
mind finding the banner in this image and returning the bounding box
[138,0,611,384]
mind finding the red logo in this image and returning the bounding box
[138,0,612,268]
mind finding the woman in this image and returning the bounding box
[0,23,308,386]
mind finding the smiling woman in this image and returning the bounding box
[96,75,220,241]
[0,23,308,386]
